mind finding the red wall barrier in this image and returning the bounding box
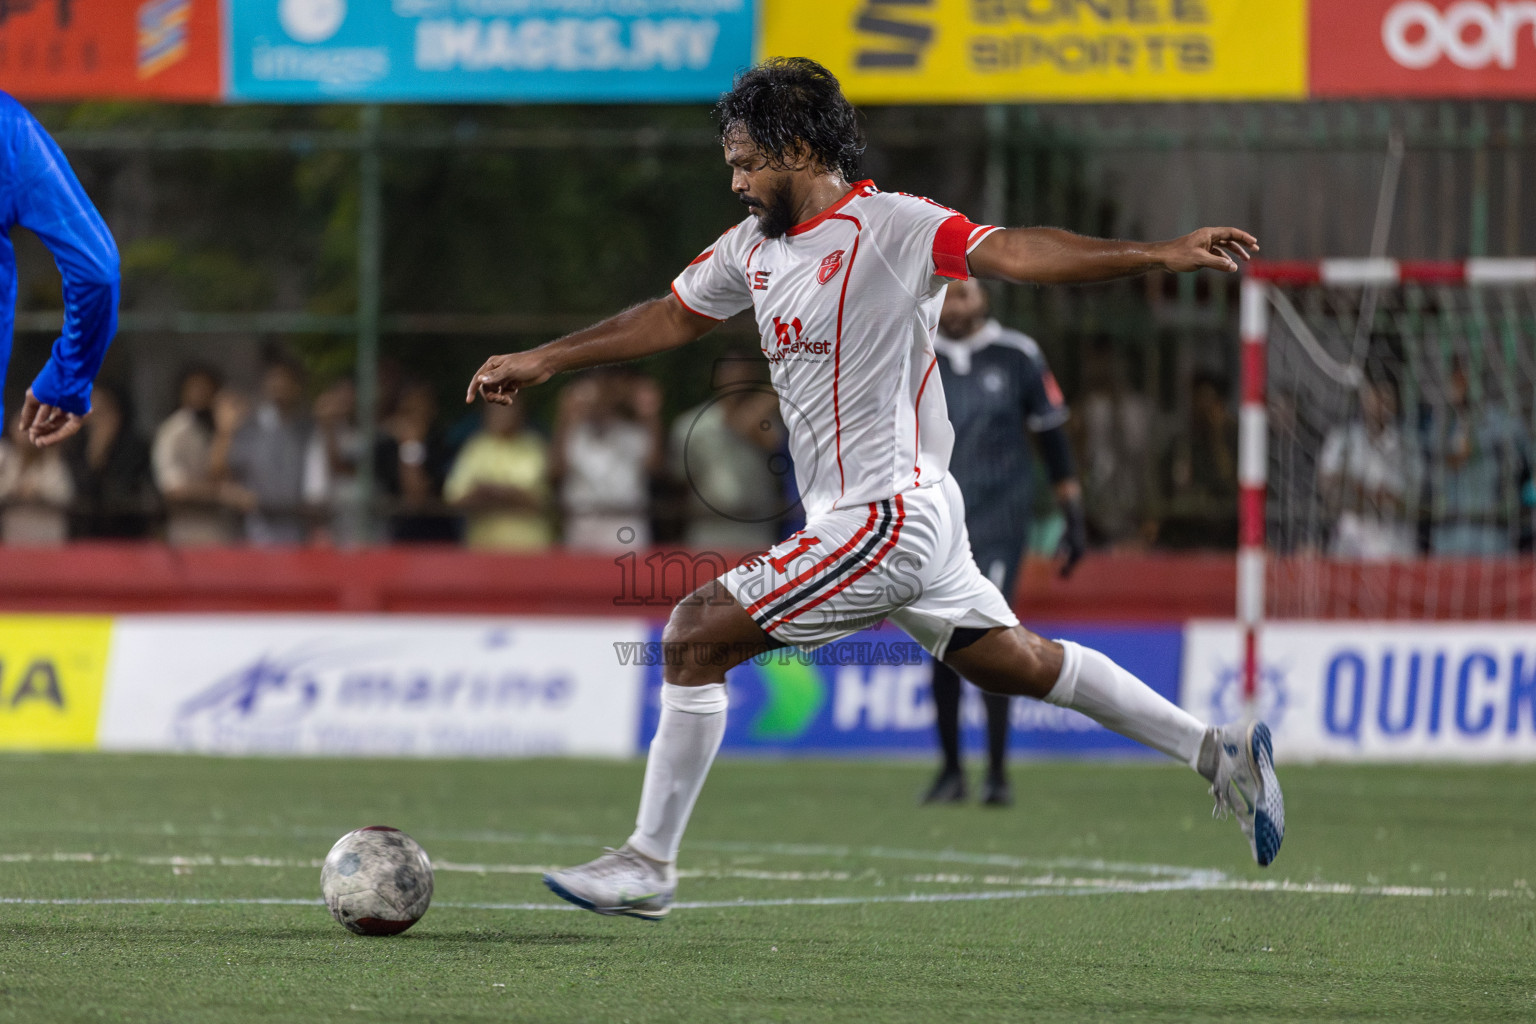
[0,545,1237,620]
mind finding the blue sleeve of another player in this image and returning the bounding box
[6,101,120,415]
[1018,346,1068,434]
[1015,343,1074,483]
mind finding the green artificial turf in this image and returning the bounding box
[1,753,1533,1022]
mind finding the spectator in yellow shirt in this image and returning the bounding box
[445,401,552,550]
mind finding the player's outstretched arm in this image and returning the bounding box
[466,293,716,405]
[8,99,121,447]
[967,226,1256,285]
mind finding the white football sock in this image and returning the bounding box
[1044,640,1207,769]
[626,681,728,864]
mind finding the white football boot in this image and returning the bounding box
[1209,720,1285,867]
[543,844,677,921]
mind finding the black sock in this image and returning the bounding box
[983,691,1011,780]
[931,661,962,773]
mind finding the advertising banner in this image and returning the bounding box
[759,0,1306,103]
[634,622,1183,756]
[0,615,113,750]
[1183,621,1536,762]
[98,616,647,758]
[1312,0,1536,98]
[227,0,754,102]
[0,0,221,101]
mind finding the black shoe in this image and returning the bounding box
[981,775,1013,808]
[921,767,967,804]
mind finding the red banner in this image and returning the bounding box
[1313,0,1536,97]
[0,0,220,101]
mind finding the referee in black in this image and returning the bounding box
[924,278,1087,807]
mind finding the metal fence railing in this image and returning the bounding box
[11,100,1534,549]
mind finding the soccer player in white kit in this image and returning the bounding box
[468,58,1284,919]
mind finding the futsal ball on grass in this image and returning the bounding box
[321,826,434,935]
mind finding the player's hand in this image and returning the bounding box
[19,388,86,448]
[466,351,553,406]
[1157,227,1257,274]
[1057,495,1088,579]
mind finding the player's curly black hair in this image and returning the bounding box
[714,57,865,181]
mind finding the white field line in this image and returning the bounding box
[0,852,852,882]
[0,834,1226,883]
[0,850,1218,888]
[1,876,1530,915]
[5,849,1530,900]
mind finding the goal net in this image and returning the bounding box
[1238,259,1536,695]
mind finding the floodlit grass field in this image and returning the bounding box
[1,754,1533,1023]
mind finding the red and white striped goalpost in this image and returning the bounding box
[1236,258,1536,710]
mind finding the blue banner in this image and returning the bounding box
[227,0,754,102]
[637,623,1185,758]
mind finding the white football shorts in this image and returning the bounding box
[720,474,1019,658]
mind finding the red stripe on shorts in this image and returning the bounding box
[767,493,907,631]
[744,503,879,616]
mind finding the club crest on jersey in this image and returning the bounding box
[817,250,845,285]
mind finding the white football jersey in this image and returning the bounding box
[671,180,999,521]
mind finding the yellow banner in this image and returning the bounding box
[760,0,1306,103]
[0,617,113,750]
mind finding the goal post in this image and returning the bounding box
[1238,259,1536,706]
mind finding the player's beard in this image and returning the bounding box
[741,179,795,239]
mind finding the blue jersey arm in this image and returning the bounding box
[6,101,120,415]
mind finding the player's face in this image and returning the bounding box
[723,130,798,239]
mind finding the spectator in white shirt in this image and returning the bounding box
[1319,376,1418,560]
[151,365,242,546]
[554,369,662,551]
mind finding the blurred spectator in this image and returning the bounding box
[444,401,552,550]
[669,359,782,551]
[1161,373,1238,547]
[1075,340,1156,546]
[152,365,242,546]
[215,359,313,546]
[1419,361,1532,556]
[374,379,458,543]
[554,369,662,551]
[1180,374,1238,501]
[305,378,366,544]
[65,383,154,538]
[0,415,72,545]
[1319,376,1417,560]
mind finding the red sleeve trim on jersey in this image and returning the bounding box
[966,224,1003,252]
[933,215,979,280]
[670,282,724,321]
